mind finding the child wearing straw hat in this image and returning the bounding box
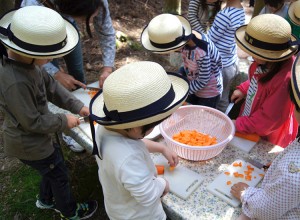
[207,0,245,113]
[287,0,300,40]
[231,14,299,148]
[230,54,300,220]
[0,6,97,220]
[89,61,189,219]
[141,13,223,108]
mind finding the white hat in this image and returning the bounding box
[235,14,298,62]
[140,13,192,54]
[89,61,189,129]
[288,1,300,26]
[0,6,79,59]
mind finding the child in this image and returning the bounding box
[259,0,288,18]
[286,0,300,40]
[89,61,189,219]
[0,6,97,219]
[141,13,223,108]
[21,0,116,153]
[207,0,245,112]
[230,54,300,220]
[232,14,299,148]
[188,0,223,33]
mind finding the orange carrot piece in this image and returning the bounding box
[235,132,260,142]
[245,175,252,181]
[155,165,164,175]
[259,173,265,177]
[169,166,175,171]
[227,181,232,185]
[224,171,230,175]
[247,165,254,171]
[233,172,240,177]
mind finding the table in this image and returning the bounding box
[48,102,282,220]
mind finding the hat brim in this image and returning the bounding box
[140,15,192,54]
[0,9,79,59]
[90,72,189,129]
[235,25,298,62]
[291,54,300,109]
[288,1,300,26]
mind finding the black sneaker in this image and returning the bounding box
[60,200,98,220]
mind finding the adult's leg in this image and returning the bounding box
[217,64,239,113]
[63,41,86,84]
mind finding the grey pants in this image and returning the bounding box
[217,63,239,113]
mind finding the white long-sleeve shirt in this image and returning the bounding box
[241,140,300,219]
[95,126,167,220]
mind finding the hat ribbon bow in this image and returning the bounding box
[102,84,175,122]
[150,28,192,49]
[0,24,68,53]
[245,32,300,51]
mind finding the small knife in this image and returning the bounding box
[79,116,90,123]
[85,86,101,91]
[244,157,269,170]
[225,102,234,115]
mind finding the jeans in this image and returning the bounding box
[216,63,239,113]
[186,94,220,108]
[20,145,77,217]
[51,41,85,84]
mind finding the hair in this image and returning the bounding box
[259,59,288,84]
[263,0,285,9]
[124,117,168,137]
[40,0,106,38]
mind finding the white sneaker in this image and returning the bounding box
[62,133,85,152]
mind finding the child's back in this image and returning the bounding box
[208,0,245,112]
[208,2,245,68]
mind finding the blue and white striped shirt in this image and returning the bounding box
[208,7,245,67]
[181,33,223,98]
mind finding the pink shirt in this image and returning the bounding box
[236,57,298,148]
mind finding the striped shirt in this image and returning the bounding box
[188,0,222,33]
[181,33,223,98]
[208,7,245,67]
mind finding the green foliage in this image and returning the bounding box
[0,165,55,219]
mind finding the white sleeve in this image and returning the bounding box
[119,154,166,206]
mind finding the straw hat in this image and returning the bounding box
[288,0,300,26]
[140,13,192,53]
[0,6,79,59]
[89,61,189,129]
[291,55,300,109]
[235,14,298,62]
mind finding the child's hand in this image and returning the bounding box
[66,114,80,129]
[162,146,179,167]
[231,89,245,103]
[79,106,89,117]
[161,178,170,197]
[230,182,249,201]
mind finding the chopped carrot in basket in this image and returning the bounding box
[227,181,232,185]
[155,165,164,175]
[224,171,230,175]
[172,130,217,146]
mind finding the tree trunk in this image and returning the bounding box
[163,0,181,14]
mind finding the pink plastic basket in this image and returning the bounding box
[159,105,235,161]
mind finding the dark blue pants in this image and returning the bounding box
[20,145,76,217]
